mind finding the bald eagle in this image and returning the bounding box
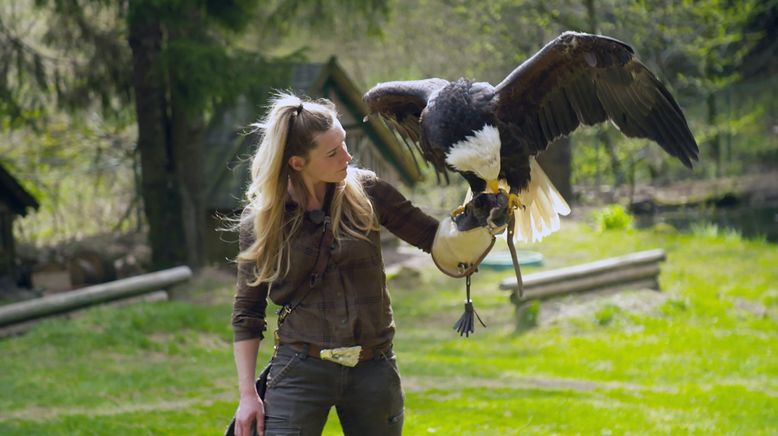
[364,32,699,242]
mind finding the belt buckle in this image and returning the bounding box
[320,345,362,367]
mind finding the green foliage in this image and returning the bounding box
[689,222,745,242]
[2,0,776,246]
[262,0,389,38]
[162,39,299,116]
[306,0,776,184]
[592,204,634,232]
[0,114,138,243]
[0,0,389,247]
[2,0,134,126]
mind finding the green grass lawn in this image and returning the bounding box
[1,222,776,435]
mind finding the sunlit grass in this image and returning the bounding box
[0,222,776,434]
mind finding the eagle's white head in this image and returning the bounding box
[445,124,502,192]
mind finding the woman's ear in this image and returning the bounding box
[288,155,306,171]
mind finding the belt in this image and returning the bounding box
[285,342,389,366]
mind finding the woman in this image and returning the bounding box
[231,92,505,436]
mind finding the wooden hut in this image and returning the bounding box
[0,163,39,292]
[202,57,422,265]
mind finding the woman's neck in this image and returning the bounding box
[290,178,328,211]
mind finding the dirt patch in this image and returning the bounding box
[536,288,670,327]
[170,266,236,305]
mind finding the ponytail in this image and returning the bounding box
[238,92,378,285]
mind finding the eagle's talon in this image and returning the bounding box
[506,192,524,211]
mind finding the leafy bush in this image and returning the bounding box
[593,204,634,232]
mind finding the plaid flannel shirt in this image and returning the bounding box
[231,170,438,348]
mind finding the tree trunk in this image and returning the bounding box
[537,137,573,203]
[598,129,625,187]
[169,99,206,270]
[707,93,721,177]
[584,0,598,34]
[169,77,206,270]
[167,12,209,270]
[128,18,187,270]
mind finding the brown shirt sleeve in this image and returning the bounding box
[364,173,440,253]
[231,213,269,342]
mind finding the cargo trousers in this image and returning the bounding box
[263,344,405,436]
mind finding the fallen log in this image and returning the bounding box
[0,266,192,328]
[500,249,666,304]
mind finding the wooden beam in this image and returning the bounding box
[0,266,192,327]
[500,249,666,303]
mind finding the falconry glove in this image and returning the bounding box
[432,192,509,278]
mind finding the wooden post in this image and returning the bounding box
[0,266,192,327]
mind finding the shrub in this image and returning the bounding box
[593,204,634,232]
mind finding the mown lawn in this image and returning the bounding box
[1,222,776,435]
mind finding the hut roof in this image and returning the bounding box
[0,163,39,216]
[204,57,421,210]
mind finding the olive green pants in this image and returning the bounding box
[263,345,404,436]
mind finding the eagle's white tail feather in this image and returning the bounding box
[460,158,570,243]
[501,158,571,243]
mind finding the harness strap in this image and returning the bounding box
[277,183,336,328]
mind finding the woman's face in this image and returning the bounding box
[293,117,353,185]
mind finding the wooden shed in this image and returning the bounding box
[202,57,422,265]
[0,163,39,291]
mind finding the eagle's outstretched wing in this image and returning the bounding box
[494,32,699,168]
[363,79,450,176]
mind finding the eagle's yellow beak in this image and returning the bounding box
[487,179,500,193]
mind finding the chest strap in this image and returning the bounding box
[277,183,335,327]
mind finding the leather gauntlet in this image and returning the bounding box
[432,192,509,278]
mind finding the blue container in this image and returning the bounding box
[481,250,544,270]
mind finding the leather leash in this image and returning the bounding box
[506,210,524,298]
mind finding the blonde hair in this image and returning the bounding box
[238,92,379,285]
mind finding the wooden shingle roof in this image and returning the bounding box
[204,57,422,211]
[0,163,39,216]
